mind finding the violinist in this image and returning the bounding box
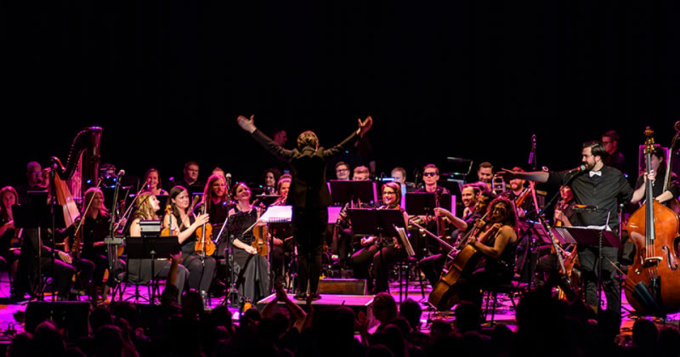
[630,146,680,205]
[128,193,188,302]
[226,182,270,303]
[454,196,519,307]
[413,164,451,253]
[163,186,215,300]
[0,186,21,291]
[199,173,231,296]
[350,182,410,294]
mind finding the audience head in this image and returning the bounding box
[373,292,398,325]
[399,298,423,331]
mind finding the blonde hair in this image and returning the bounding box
[134,192,158,220]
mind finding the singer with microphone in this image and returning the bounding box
[502,140,633,315]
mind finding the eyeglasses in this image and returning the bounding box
[337,169,349,172]
[423,172,437,177]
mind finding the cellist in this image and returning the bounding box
[502,140,634,315]
[447,196,519,307]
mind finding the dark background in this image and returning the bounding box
[2,2,679,196]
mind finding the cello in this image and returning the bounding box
[625,127,680,317]
[427,217,498,311]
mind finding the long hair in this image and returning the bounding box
[82,187,110,217]
[203,174,228,211]
[134,192,158,220]
[168,186,188,221]
[486,196,518,231]
[0,186,18,220]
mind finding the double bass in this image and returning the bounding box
[625,127,680,316]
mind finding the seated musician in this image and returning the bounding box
[413,164,452,253]
[128,193,188,302]
[0,186,21,292]
[533,185,579,291]
[270,175,294,283]
[141,168,169,195]
[79,187,126,305]
[350,182,410,294]
[198,173,231,295]
[163,186,215,301]
[504,167,534,219]
[443,196,518,308]
[226,183,270,303]
[418,184,483,288]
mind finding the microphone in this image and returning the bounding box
[566,165,587,174]
[117,170,126,177]
[528,134,536,164]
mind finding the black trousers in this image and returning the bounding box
[292,207,328,295]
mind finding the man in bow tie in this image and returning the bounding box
[501,140,633,316]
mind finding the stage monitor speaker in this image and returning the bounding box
[25,301,90,341]
[318,278,366,295]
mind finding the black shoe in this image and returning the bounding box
[309,293,322,301]
[294,293,307,300]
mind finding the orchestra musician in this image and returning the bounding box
[128,193,188,302]
[270,175,294,283]
[226,182,270,303]
[450,196,519,307]
[533,185,579,290]
[503,167,534,219]
[0,186,21,292]
[141,168,169,195]
[350,182,410,294]
[163,186,215,301]
[198,173,231,296]
[502,140,634,314]
[630,146,679,205]
[418,190,495,289]
[79,187,125,305]
[237,114,373,300]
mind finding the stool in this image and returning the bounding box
[481,279,526,325]
[394,256,426,303]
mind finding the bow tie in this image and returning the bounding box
[589,171,602,177]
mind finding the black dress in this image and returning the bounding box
[227,207,270,303]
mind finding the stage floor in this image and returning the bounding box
[0,273,676,343]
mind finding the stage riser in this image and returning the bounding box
[319,278,367,295]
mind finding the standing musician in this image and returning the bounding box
[446,196,519,308]
[630,146,680,206]
[163,186,215,300]
[226,182,270,304]
[502,140,634,314]
[350,182,410,294]
[128,193,188,302]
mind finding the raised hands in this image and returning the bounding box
[358,116,373,137]
[237,115,257,134]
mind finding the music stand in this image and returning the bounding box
[125,234,179,304]
[404,192,452,216]
[556,224,619,310]
[329,180,378,206]
[13,192,66,301]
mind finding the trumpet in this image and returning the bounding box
[492,174,506,195]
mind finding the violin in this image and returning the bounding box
[161,205,173,237]
[251,223,269,257]
[195,198,216,256]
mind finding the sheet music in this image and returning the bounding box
[260,205,292,223]
[396,226,415,257]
